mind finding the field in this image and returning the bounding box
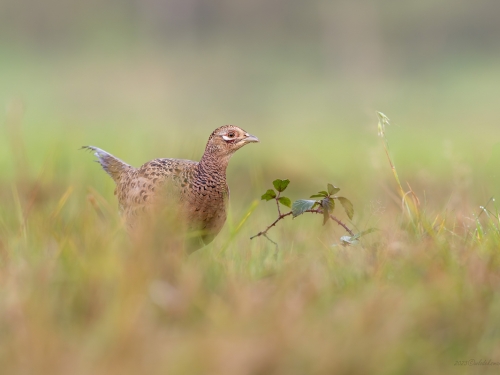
[1,42,500,374]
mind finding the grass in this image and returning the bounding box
[1,50,500,374]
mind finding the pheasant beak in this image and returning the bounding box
[242,133,259,143]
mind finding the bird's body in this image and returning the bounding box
[84,125,258,250]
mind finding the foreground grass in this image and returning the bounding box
[1,158,500,375]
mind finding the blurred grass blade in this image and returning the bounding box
[50,186,74,220]
[10,185,26,241]
[218,200,259,255]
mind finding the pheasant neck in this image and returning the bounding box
[197,152,231,181]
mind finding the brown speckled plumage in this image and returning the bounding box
[83,125,258,249]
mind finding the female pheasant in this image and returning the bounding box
[84,125,258,250]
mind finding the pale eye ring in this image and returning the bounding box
[222,132,236,141]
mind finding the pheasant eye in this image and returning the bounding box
[222,131,237,142]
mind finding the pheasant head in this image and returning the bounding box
[201,125,259,166]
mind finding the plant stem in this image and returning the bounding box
[306,210,354,236]
[250,209,354,245]
[250,212,292,240]
[275,192,282,217]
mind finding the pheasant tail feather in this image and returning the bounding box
[82,146,133,183]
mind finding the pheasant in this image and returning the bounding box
[84,125,258,250]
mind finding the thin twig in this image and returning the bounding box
[250,211,293,240]
[329,215,354,236]
[263,233,278,249]
[250,208,354,246]
[275,192,282,216]
[304,209,355,236]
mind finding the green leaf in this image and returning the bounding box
[340,228,377,246]
[327,184,340,195]
[337,197,354,219]
[324,197,335,213]
[261,189,276,201]
[278,196,292,208]
[273,179,290,192]
[321,198,335,225]
[292,199,315,217]
[340,236,359,246]
[318,191,329,196]
[322,207,329,225]
[310,193,327,198]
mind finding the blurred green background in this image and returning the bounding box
[1,0,500,206]
[1,2,500,374]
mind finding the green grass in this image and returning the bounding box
[1,50,500,374]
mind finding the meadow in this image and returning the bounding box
[1,44,500,374]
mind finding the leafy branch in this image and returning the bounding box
[251,179,372,247]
